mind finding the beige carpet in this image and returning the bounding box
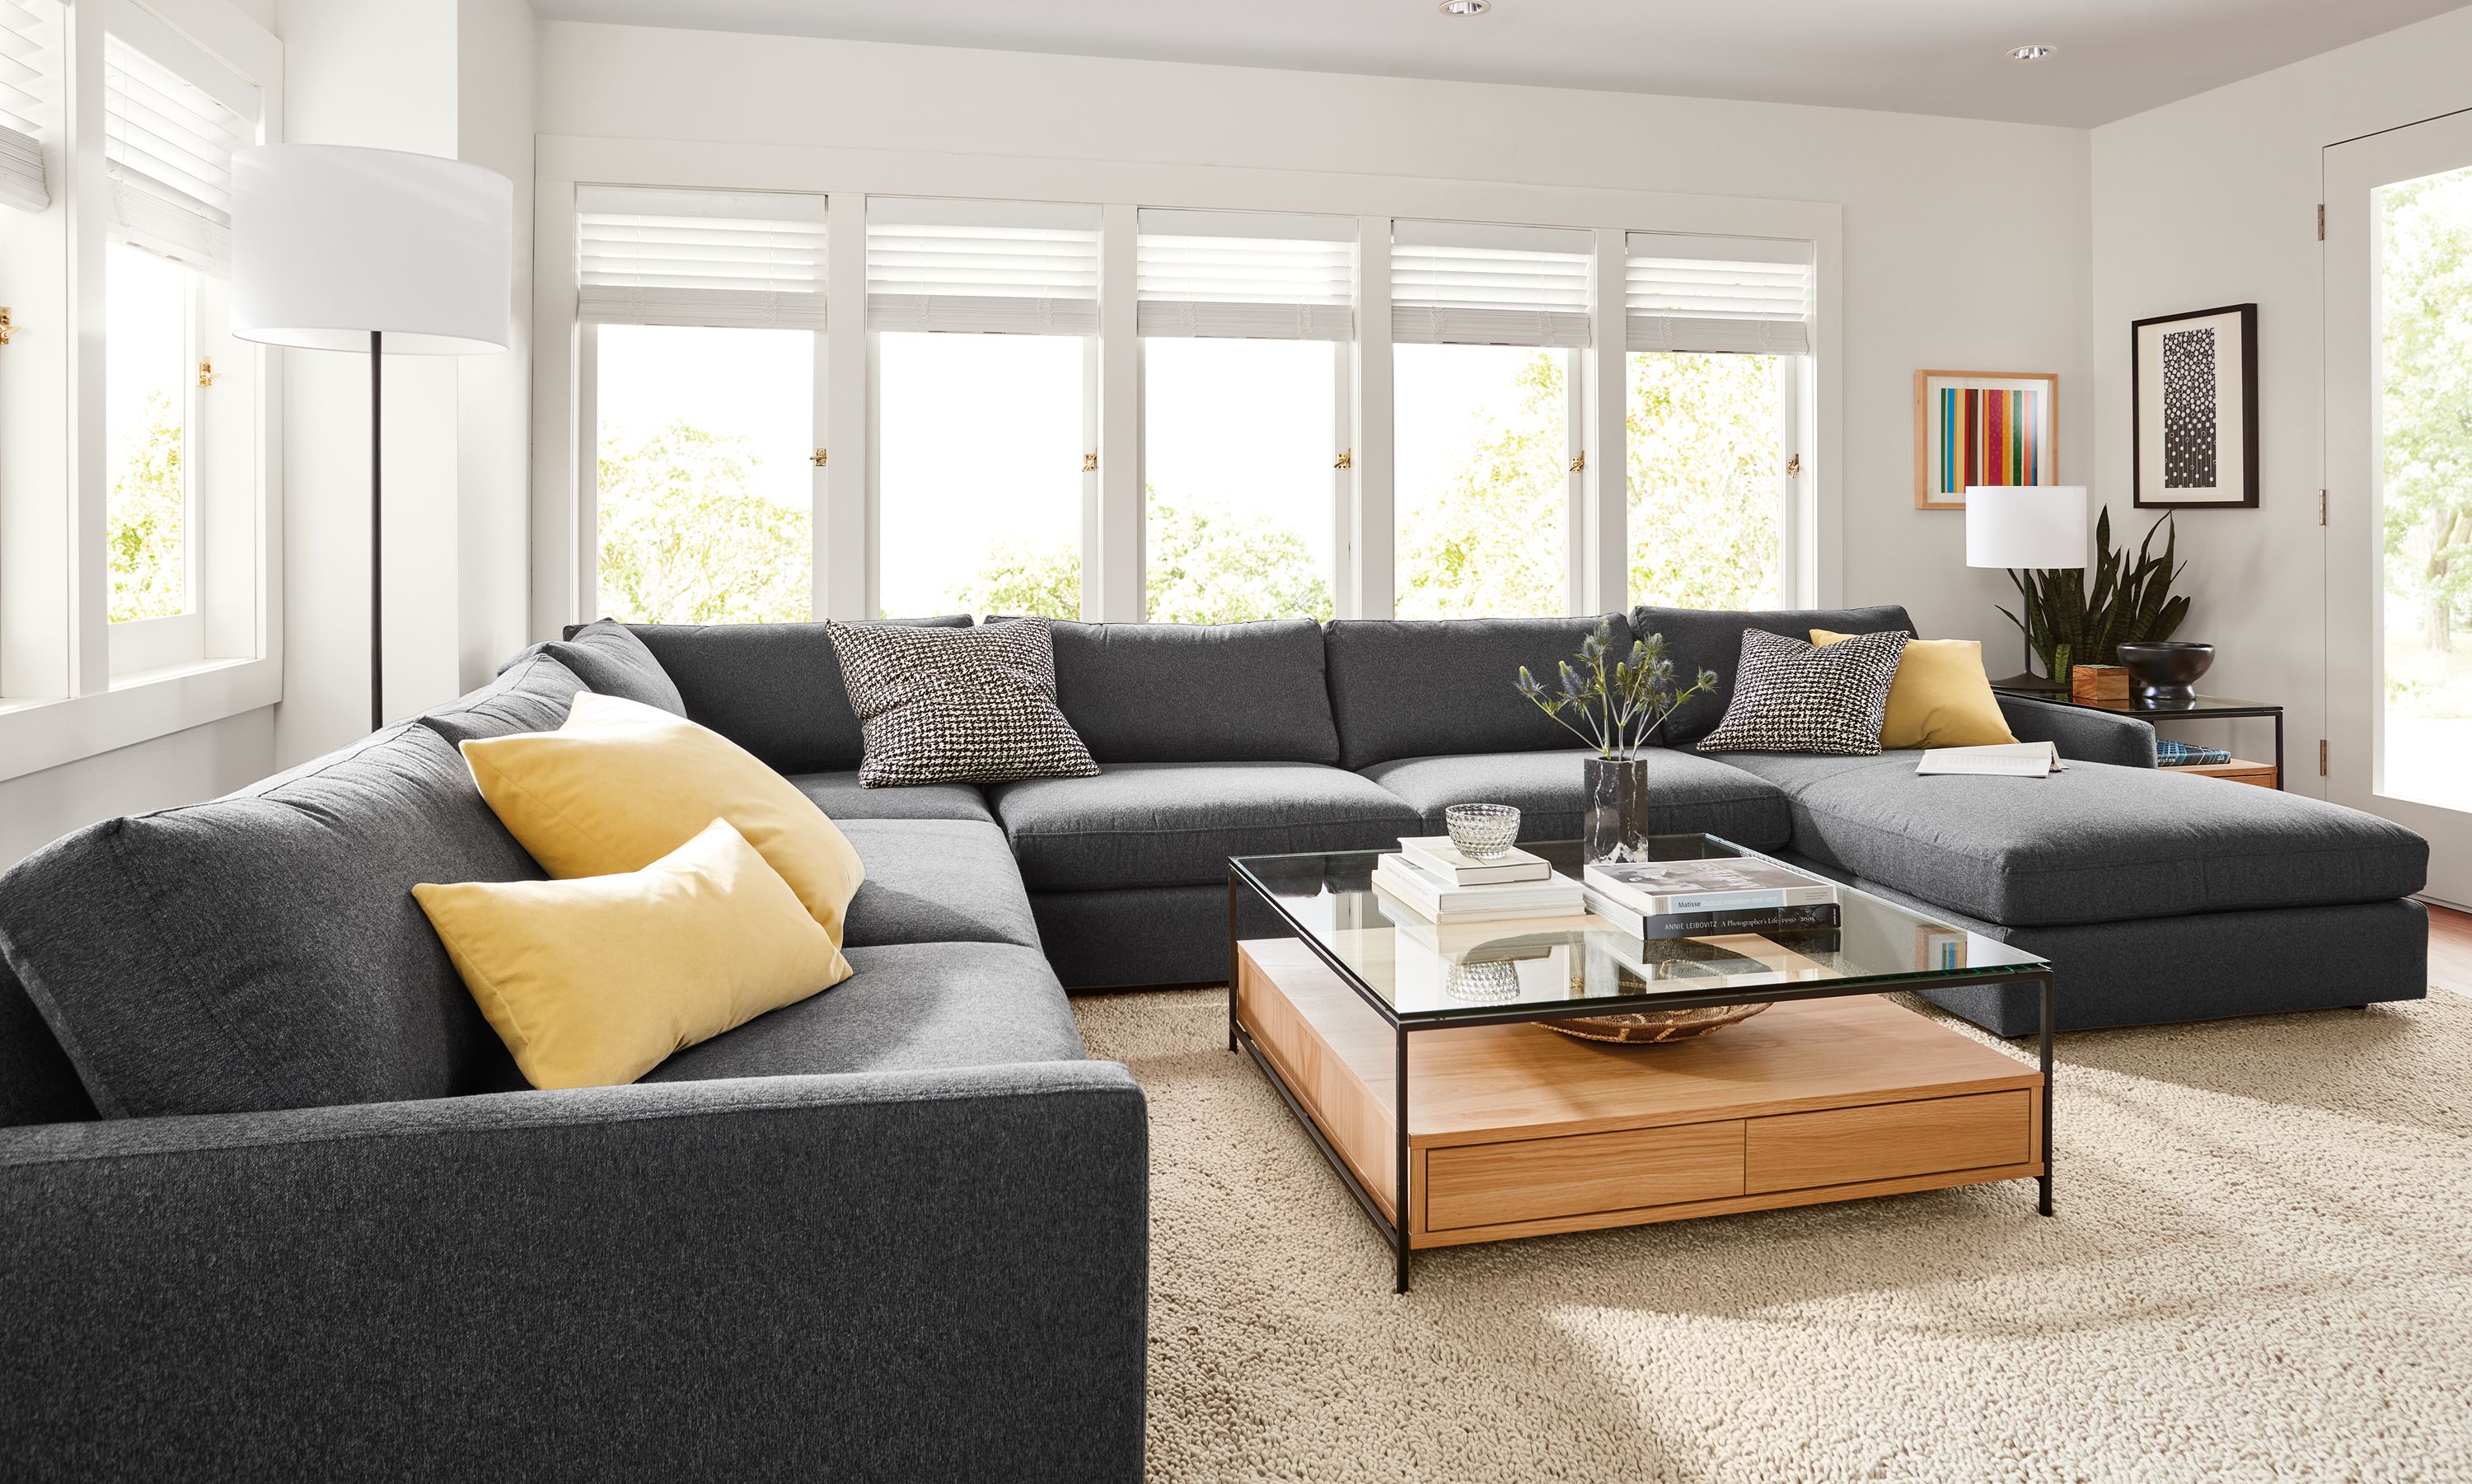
[1072,987,2472,1483]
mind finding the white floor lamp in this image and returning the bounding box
[1965,485,2089,693]
[229,144,513,733]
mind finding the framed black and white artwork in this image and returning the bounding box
[2131,302,2259,508]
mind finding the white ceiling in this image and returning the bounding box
[530,0,2468,128]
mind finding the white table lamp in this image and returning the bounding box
[230,144,513,732]
[1965,485,2088,692]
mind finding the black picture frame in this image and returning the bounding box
[2131,302,2259,508]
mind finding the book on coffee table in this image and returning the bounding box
[1371,854,1582,921]
[1584,857,1836,916]
[1394,836,1552,886]
[1581,887,1841,942]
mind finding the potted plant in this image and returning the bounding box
[2000,507,2192,684]
[1516,621,1718,863]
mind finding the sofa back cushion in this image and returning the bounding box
[1635,604,1917,747]
[544,617,686,715]
[620,617,973,775]
[0,724,539,1118]
[1324,614,1635,770]
[423,651,584,745]
[1044,619,1340,765]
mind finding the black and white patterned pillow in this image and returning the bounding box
[826,618,1098,786]
[1696,629,1908,756]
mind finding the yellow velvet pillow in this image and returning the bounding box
[1811,629,2017,749]
[461,691,866,943]
[413,818,852,1089]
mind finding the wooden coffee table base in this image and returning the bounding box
[1236,939,2048,1253]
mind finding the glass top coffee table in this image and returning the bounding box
[1226,835,2055,1292]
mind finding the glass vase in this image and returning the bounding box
[1583,754,1653,864]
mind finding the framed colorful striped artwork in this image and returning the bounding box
[1913,370,2060,510]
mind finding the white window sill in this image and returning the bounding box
[0,655,280,785]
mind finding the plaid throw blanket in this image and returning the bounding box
[2156,738,2232,766]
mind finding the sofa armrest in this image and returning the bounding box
[0,1060,1148,1483]
[1997,694,2158,769]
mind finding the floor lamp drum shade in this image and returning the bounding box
[1964,485,2088,572]
[230,145,512,353]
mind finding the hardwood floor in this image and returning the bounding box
[2430,901,2472,999]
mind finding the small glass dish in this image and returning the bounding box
[1444,803,1521,860]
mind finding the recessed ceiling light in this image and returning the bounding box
[2008,44,2055,61]
[1440,0,1491,15]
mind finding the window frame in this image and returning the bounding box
[0,0,280,785]
[534,138,1839,637]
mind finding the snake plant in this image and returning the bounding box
[1997,507,2190,681]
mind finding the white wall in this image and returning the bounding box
[535,21,2096,653]
[2089,6,2472,791]
[0,710,275,866]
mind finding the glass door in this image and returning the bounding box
[2326,110,2472,906]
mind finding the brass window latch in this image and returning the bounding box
[1568,451,1586,473]
[197,357,215,386]
[1083,452,1098,473]
[809,447,827,467]
[0,307,12,345]
[1333,449,1353,470]
[1786,452,1802,477]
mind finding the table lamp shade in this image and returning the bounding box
[230,145,512,354]
[1965,485,2087,570]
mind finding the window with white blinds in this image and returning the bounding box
[103,27,254,274]
[867,199,1099,335]
[0,0,58,213]
[1135,208,1353,340]
[1391,220,1591,349]
[1624,232,1814,356]
[577,185,828,330]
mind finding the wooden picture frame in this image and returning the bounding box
[2131,302,2259,508]
[1913,369,2060,511]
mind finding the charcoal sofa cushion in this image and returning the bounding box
[644,941,1084,1083]
[0,725,536,1118]
[1710,750,2429,927]
[789,771,994,823]
[990,761,1422,891]
[1634,605,1916,747]
[545,618,686,716]
[1362,748,1794,848]
[839,818,1042,951]
[622,616,973,775]
[0,961,95,1128]
[422,651,585,745]
[1325,614,1636,770]
[1042,618,1341,765]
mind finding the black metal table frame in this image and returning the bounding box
[1226,865,2056,1294]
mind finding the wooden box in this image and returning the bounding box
[2070,665,2130,703]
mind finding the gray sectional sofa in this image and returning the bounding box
[0,602,2429,1480]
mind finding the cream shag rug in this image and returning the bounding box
[1071,987,2472,1483]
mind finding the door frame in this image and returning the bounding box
[2324,108,2472,909]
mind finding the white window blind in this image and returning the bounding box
[1624,232,1814,356]
[577,185,828,330]
[103,26,254,275]
[1135,208,1353,340]
[1391,220,1591,349]
[867,199,1099,335]
[0,0,59,213]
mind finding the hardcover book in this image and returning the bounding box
[1583,857,1836,916]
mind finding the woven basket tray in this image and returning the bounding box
[1540,1002,1772,1044]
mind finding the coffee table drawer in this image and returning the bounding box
[1424,1121,1745,1231]
[1744,1091,2030,1194]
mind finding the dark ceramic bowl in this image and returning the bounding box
[2115,641,2215,702]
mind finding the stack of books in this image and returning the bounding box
[1370,837,1584,922]
[1581,856,1841,939]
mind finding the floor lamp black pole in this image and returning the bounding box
[370,329,383,734]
